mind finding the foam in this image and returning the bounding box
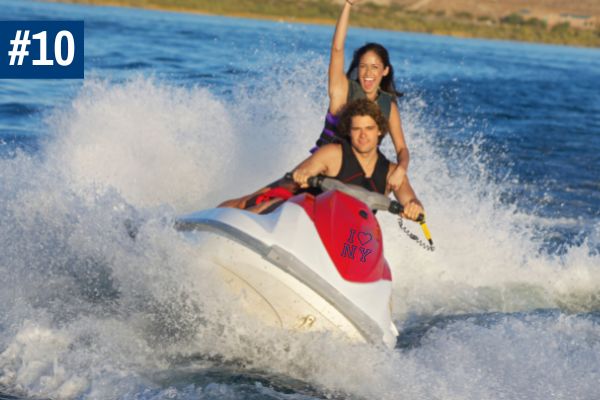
[0,72,598,399]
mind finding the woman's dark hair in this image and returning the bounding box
[346,42,402,99]
[337,99,389,144]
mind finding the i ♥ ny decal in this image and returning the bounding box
[341,228,373,262]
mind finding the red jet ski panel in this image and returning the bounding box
[291,190,392,283]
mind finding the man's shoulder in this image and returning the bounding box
[318,143,343,155]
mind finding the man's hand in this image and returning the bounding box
[292,168,312,188]
[401,199,424,221]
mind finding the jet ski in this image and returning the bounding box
[175,176,415,348]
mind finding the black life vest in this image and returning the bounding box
[334,140,390,195]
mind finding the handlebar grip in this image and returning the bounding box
[390,200,425,223]
[388,201,403,215]
[307,176,324,188]
[283,172,325,188]
[284,172,323,189]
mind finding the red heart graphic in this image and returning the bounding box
[357,232,372,246]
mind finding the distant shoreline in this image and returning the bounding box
[47,0,600,48]
[45,0,344,26]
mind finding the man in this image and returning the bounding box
[220,98,424,220]
[291,98,424,221]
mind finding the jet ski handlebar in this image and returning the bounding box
[307,175,405,216]
[288,173,433,249]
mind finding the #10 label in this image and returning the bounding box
[0,21,84,79]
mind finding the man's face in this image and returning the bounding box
[349,115,381,154]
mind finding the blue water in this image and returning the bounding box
[0,1,599,399]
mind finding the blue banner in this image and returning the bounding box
[0,21,84,79]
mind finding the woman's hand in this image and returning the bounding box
[387,165,406,191]
[401,199,424,221]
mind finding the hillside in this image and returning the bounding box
[339,0,600,19]
[50,0,600,47]
[384,0,600,29]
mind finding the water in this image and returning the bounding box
[1,0,599,399]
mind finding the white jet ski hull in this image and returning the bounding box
[177,199,398,348]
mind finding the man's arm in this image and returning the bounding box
[391,175,424,221]
[292,144,342,188]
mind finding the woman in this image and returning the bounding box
[219,0,410,209]
[317,0,409,191]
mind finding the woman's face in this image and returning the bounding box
[358,50,389,97]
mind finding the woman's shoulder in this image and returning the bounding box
[379,88,396,103]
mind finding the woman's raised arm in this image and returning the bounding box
[328,0,361,113]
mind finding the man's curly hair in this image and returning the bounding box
[337,99,389,144]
